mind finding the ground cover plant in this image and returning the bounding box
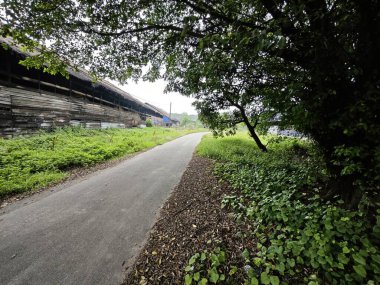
[0,126,197,198]
[3,1,379,209]
[190,134,380,285]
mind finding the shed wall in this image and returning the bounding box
[0,85,142,138]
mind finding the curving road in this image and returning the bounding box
[0,132,206,285]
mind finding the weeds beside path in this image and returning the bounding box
[124,155,251,285]
[0,127,200,200]
[125,133,380,285]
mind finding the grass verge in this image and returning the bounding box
[187,133,380,285]
[0,126,200,198]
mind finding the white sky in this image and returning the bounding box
[109,79,198,115]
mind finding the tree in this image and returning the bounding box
[165,34,288,152]
[178,113,191,127]
[1,0,379,205]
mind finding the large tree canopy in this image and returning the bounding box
[1,0,379,205]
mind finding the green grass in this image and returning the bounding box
[197,133,316,166]
[191,133,380,285]
[197,133,260,162]
[0,126,199,198]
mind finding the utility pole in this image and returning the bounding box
[169,102,172,119]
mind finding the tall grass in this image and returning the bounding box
[197,133,314,164]
[0,127,198,198]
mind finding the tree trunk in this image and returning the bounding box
[239,110,267,152]
[248,125,267,152]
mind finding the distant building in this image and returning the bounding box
[268,126,303,138]
[144,103,178,127]
[0,37,164,137]
[266,113,303,138]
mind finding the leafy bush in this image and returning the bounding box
[145,118,153,127]
[194,134,380,284]
[184,248,229,285]
[0,126,197,198]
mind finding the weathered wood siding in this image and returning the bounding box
[0,85,142,138]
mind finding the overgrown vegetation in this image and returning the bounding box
[0,127,197,198]
[145,118,153,127]
[171,113,203,129]
[3,1,379,206]
[189,134,380,285]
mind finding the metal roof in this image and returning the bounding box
[144,103,171,118]
[0,36,162,117]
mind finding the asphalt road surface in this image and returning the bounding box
[0,132,206,285]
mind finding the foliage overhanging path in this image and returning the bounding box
[1,0,379,206]
[0,132,206,285]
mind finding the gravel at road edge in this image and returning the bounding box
[124,155,254,285]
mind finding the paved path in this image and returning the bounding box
[0,132,206,285]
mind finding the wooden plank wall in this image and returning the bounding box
[0,85,143,138]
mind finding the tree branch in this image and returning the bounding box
[178,0,264,30]
[78,23,205,38]
[259,0,299,36]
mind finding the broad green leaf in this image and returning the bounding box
[287,258,295,267]
[353,265,367,278]
[189,254,198,265]
[229,266,238,276]
[242,249,250,261]
[194,272,200,281]
[208,268,219,284]
[210,254,220,267]
[353,253,366,266]
[261,272,270,285]
[372,254,380,264]
[270,275,280,285]
[185,274,193,285]
[250,277,259,285]
[276,262,285,273]
[253,257,262,266]
[338,253,349,264]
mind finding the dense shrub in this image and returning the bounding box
[193,134,380,284]
[145,118,153,127]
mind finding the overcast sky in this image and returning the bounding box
[109,79,198,115]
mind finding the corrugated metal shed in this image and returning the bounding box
[0,36,162,118]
